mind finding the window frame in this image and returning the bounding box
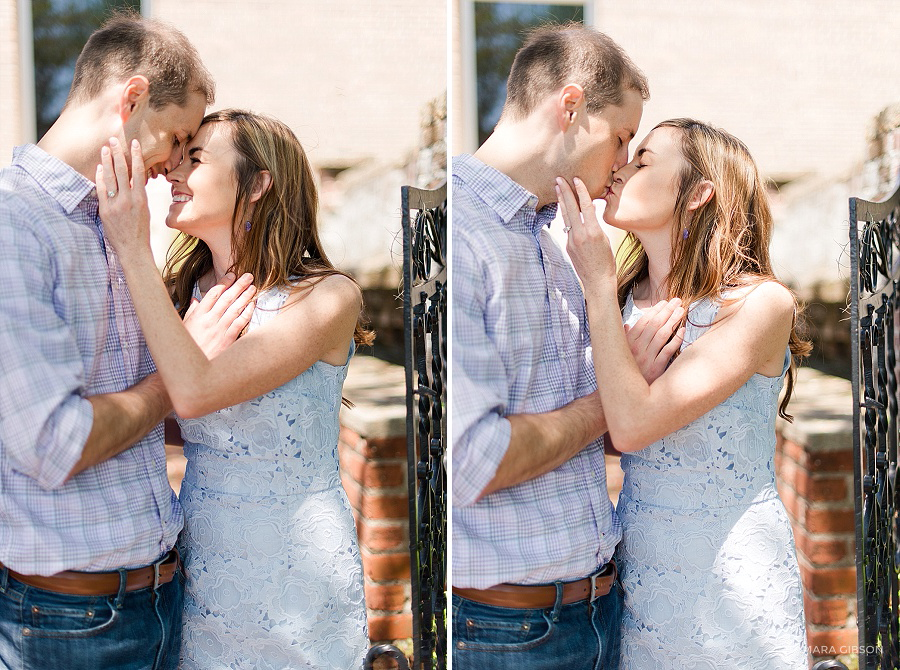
[458,0,592,153]
[15,0,148,145]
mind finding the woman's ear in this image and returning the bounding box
[688,179,714,211]
[249,170,272,203]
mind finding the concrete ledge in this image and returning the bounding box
[778,367,853,450]
[341,355,407,439]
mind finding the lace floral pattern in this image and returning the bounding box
[616,294,807,669]
[176,284,367,669]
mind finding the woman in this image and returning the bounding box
[558,119,809,668]
[96,110,371,668]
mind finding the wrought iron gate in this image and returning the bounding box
[402,184,447,670]
[366,184,447,670]
[849,187,900,670]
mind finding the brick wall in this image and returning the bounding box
[338,356,413,650]
[775,368,857,666]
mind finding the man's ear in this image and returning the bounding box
[557,83,585,132]
[249,170,272,203]
[119,75,150,123]
[688,179,714,211]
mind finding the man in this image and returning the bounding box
[452,24,678,668]
[0,13,245,670]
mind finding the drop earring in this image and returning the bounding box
[682,228,689,240]
[245,221,252,232]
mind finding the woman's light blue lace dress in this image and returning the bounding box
[175,284,368,669]
[616,293,807,669]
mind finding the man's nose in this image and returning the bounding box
[612,145,629,172]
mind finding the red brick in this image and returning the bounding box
[359,520,409,552]
[778,482,804,524]
[361,550,411,580]
[777,455,797,489]
[806,628,859,656]
[340,425,362,444]
[805,508,855,534]
[364,582,409,611]
[801,566,856,596]
[367,613,413,641]
[340,447,367,484]
[807,449,854,473]
[364,462,407,488]
[794,470,849,502]
[341,473,363,512]
[362,493,410,519]
[782,439,806,466]
[796,531,849,565]
[804,594,852,626]
[364,437,408,459]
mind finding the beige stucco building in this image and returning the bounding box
[453,0,900,292]
[2,0,446,281]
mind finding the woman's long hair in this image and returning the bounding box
[615,118,811,420]
[164,109,375,351]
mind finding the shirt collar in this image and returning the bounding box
[12,144,98,215]
[454,153,558,236]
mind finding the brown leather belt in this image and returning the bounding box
[453,560,617,608]
[2,550,180,596]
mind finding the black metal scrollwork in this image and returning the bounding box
[850,193,900,670]
[405,185,447,670]
[364,184,446,670]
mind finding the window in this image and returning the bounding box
[31,0,141,139]
[460,1,589,151]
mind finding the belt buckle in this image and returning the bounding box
[588,563,611,602]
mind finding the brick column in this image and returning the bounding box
[775,368,857,665]
[339,356,413,650]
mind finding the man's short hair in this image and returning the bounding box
[503,23,649,120]
[66,11,215,111]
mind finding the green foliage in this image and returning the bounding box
[473,3,583,145]
[31,0,139,138]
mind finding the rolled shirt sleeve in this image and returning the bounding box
[451,234,513,508]
[0,201,93,490]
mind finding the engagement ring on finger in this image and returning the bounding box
[107,190,117,198]
[563,225,572,233]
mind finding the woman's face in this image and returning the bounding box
[165,122,239,238]
[602,126,685,235]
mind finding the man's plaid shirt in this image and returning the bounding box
[451,153,620,589]
[0,144,181,575]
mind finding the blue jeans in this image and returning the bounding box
[452,576,623,670]
[0,558,184,670]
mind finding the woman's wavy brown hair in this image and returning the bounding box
[615,118,811,420]
[164,109,374,350]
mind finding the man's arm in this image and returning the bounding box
[478,391,605,499]
[475,299,685,500]
[66,373,171,479]
[66,272,252,478]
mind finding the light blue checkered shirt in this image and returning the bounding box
[451,154,620,589]
[0,144,181,576]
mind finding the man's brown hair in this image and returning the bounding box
[66,11,215,110]
[503,22,648,120]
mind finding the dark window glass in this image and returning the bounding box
[32,0,140,139]
[474,2,583,146]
